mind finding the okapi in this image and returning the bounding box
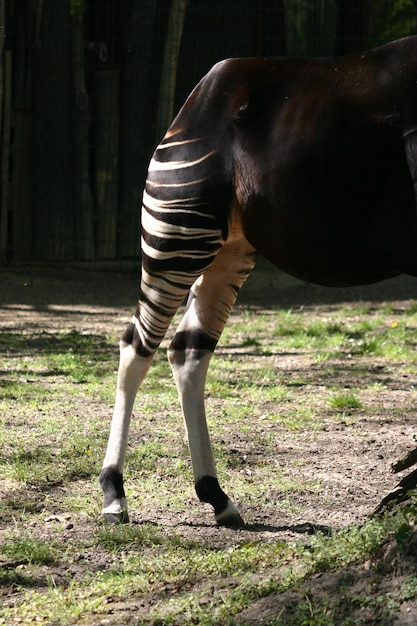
[100,35,417,526]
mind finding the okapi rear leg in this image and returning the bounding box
[100,179,227,523]
[99,266,211,523]
[100,347,152,522]
[168,229,256,526]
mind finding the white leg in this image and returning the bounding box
[170,349,216,478]
[168,225,256,525]
[169,343,244,526]
[100,262,225,523]
[100,343,152,523]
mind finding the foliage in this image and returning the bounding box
[70,0,85,17]
[369,0,417,46]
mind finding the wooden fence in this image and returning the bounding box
[1,0,417,263]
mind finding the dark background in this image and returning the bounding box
[1,0,416,264]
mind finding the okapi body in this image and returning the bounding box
[100,35,417,526]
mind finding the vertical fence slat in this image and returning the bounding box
[2,1,417,264]
[94,70,119,260]
[118,0,156,260]
[156,0,188,142]
[71,12,95,261]
[0,51,11,260]
[0,0,4,259]
[10,14,34,261]
[33,0,74,261]
[10,111,33,261]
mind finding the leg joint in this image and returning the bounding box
[169,329,217,354]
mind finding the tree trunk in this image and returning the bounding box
[33,0,74,261]
[118,0,157,259]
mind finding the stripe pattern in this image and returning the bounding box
[125,135,226,356]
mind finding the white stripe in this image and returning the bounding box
[142,207,220,240]
[146,178,207,188]
[130,315,153,352]
[142,191,216,220]
[141,268,202,286]
[148,151,216,172]
[158,138,202,149]
[141,238,218,261]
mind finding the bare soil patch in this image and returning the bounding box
[2,259,417,623]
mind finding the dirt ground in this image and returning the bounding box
[3,259,417,624]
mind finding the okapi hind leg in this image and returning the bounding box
[168,226,257,526]
[100,156,227,522]
[100,261,222,523]
[100,345,152,523]
[100,263,219,524]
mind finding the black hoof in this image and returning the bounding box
[100,466,128,524]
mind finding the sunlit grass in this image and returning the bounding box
[2,500,415,625]
[1,533,58,566]
[328,391,363,411]
[2,295,417,623]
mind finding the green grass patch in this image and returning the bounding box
[328,391,363,411]
[2,502,415,625]
[3,282,417,624]
[1,533,58,566]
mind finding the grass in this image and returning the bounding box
[228,306,417,362]
[2,506,415,625]
[1,534,58,566]
[328,392,363,411]
[2,287,417,624]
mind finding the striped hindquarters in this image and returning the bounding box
[124,136,227,356]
